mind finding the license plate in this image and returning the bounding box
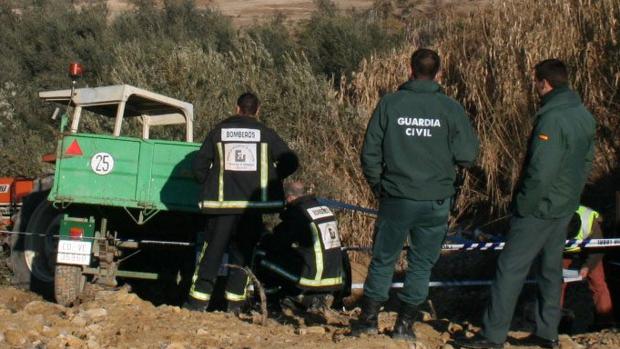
[57,240,92,265]
[57,253,91,265]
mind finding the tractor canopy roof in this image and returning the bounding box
[39,85,195,142]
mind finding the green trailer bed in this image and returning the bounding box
[49,134,201,212]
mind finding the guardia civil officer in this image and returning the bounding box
[355,48,479,340]
[457,59,597,349]
[186,92,298,313]
[257,181,343,312]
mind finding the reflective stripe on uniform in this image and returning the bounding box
[300,222,343,287]
[225,269,252,302]
[309,222,324,282]
[200,200,283,209]
[217,142,224,201]
[189,290,211,301]
[225,291,246,302]
[189,241,209,299]
[260,143,268,201]
[299,276,343,287]
[566,206,600,253]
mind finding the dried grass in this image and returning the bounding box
[342,0,620,243]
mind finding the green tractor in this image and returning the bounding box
[10,83,203,306]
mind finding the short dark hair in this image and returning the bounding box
[410,48,440,79]
[237,92,259,116]
[284,181,305,198]
[534,59,568,88]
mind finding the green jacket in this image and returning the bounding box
[514,86,596,219]
[361,80,479,200]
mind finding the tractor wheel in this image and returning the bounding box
[23,201,61,285]
[9,217,31,289]
[9,190,50,289]
[22,201,88,305]
[54,264,85,306]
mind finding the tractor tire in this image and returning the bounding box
[54,264,85,306]
[9,217,30,289]
[21,200,62,300]
[9,190,50,289]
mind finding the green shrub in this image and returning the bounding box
[297,0,403,82]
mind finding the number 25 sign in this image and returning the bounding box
[90,152,115,175]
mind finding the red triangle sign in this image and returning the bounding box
[65,139,83,156]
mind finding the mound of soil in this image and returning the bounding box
[0,285,617,348]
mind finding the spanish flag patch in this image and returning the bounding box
[538,134,549,141]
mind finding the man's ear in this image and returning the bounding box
[235,105,241,115]
[255,106,261,119]
[408,65,415,80]
[435,69,443,83]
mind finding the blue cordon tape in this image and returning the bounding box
[318,197,620,251]
[350,276,584,289]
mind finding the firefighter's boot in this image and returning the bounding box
[227,300,245,316]
[350,296,381,336]
[391,301,417,341]
[182,297,209,312]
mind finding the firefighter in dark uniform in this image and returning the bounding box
[186,92,298,312]
[257,181,343,311]
[457,59,597,349]
[355,48,479,340]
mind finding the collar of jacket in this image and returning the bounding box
[224,114,259,123]
[536,85,581,116]
[398,79,441,93]
[286,194,316,208]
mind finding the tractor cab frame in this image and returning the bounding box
[39,84,194,142]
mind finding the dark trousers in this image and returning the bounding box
[189,213,262,303]
[363,197,450,305]
[482,214,572,343]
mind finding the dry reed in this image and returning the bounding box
[342,0,620,244]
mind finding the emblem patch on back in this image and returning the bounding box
[317,221,341,250]
[224,143,257,171]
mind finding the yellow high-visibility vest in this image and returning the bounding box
[565,206,600,253]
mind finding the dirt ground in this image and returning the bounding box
[0,255,618,349]
[0,284,618,349]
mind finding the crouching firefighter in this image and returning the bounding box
[186,92,298,313]
[256,181,344,312]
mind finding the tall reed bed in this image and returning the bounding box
[345,0,620,243]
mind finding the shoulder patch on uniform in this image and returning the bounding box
[306,206,333,220]
[538,133,549,141]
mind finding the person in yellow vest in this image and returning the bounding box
[561,205,615,327]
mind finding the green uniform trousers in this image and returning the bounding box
[363,197,450,305]
[482,214,572,343]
